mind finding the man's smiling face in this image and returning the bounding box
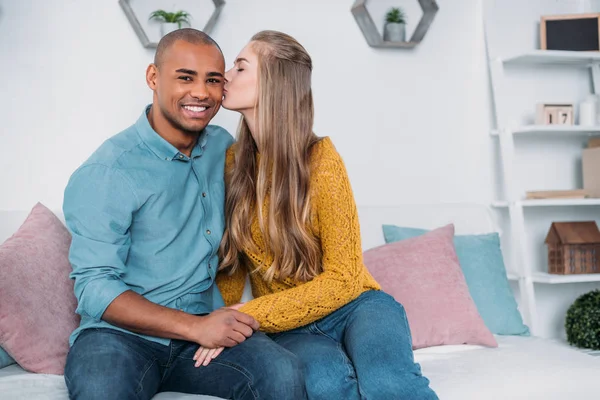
[151,40,225,134]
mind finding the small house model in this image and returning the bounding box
[545,221,600,274]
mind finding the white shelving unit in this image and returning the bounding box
[502,50,600,65]
[492,198,600,207]
[490,125,600,136]
[488,50,600,336]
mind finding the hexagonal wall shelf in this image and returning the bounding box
[119,0,225,49]
[351,0,438,48]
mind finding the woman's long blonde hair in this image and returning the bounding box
[219,30,322,282]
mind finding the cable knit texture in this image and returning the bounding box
[216,137,381,333]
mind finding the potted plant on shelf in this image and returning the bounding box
[149,10,191,37]
[384,7,407,42]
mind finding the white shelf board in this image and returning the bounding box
[491,125,600,136]
[502,50,600,66]
[492,199,600,208]
[507,273,519,281]
[531,271,600,284]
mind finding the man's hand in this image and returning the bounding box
[103,291,256,367]
[102,292,258,348]
[189,306,258,349]
[192,303,248,367]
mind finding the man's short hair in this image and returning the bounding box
[154,28,222,67]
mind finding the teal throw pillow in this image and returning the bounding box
[0,347,15,369]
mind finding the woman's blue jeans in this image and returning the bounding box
[270,290,438,400]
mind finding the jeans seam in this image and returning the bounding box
[135,358,157,397]
[244,382,259,400]
[311,323,337,341]
[160,342,176,384]
[209,360,258,399]
[64,373,72,399]
[165,341,176,367]
[334,341,356,384]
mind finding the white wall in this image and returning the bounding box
[0,0,493,211]
[1,0,597,340]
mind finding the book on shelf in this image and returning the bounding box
[525,189,588,199]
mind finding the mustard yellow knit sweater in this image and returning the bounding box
[216,137,381,333]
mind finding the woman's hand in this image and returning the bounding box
[192,302,246,367]
[193,346,224,367]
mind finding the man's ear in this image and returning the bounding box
[146,64,158,90]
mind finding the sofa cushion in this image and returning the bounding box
[0,203,79,374]
[0,347,15,368]
[363,224,498,349]
[382,224,529,336]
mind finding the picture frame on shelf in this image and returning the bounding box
[540,13,600,51]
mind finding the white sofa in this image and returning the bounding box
[1,204,600,400]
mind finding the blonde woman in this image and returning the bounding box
[194,30,438,400]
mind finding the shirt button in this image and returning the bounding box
[202,192,207,197]
[178,155,184,159]
[206,229,211,235]
[208,263,212,269]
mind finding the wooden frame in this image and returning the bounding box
[540,13,600,51]
[118,0,226,49]
[351,0,439,49]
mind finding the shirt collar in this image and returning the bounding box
[135,104,207,161]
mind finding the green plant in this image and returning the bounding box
[565,289,600,350]
[386,7,406,24]
[149,10,191,28]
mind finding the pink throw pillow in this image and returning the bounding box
[0,203,79,374]
[363,224,497,349]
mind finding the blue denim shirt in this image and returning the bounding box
[63,105,233,346]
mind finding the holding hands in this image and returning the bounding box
[193,303,248,367]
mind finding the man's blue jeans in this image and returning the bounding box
[270,290,439,400]
[64,328,306,400]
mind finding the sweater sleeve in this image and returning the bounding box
[238,143,369,332]
[216,267,247,307]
